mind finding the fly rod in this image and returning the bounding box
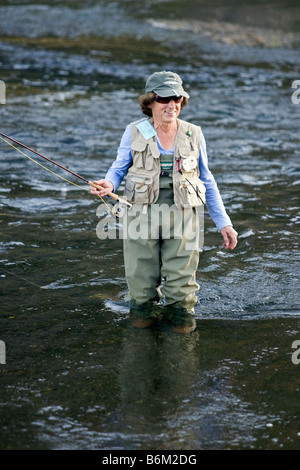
[0,131,131,210]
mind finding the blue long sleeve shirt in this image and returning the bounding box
[105,123,232,231]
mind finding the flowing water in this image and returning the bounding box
[0,0,300,450]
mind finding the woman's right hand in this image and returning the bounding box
[89,179,114,197]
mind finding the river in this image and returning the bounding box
[0,0,300,450]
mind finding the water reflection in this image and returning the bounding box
[119,324,201,448]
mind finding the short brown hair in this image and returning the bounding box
[138,92,189,117]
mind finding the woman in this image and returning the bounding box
[91,71,238,331]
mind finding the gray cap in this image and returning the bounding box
[145,70,190,98]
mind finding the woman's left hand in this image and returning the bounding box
[220,225,238,250]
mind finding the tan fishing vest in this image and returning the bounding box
[123,117,206,208]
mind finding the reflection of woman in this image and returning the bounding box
[91,71,238,328]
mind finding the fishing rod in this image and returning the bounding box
[0,131,132,215]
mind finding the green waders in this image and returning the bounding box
[123,167,200,313]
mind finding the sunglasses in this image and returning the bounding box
[154,95,183,104]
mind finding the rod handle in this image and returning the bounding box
[88,181,119,201]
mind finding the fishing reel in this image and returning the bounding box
[112,200,131,218]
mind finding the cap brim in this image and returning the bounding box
[151,85,190,99]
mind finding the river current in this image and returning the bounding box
[0,0,300,450]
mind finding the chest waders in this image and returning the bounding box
[123,143,202,313]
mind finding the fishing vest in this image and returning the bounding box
[123,117,206,209]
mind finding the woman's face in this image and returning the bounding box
[149,96,182,126]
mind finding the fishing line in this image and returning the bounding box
[0,134,114,214]
[0,134,115,290]
[0,266,44,289]
[183,176,205,205]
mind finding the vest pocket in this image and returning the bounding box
[124,179,135,201]
[124,174,154,204]
[135,182,149,203]
[131,141,154,170]
[177,178,206,207]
